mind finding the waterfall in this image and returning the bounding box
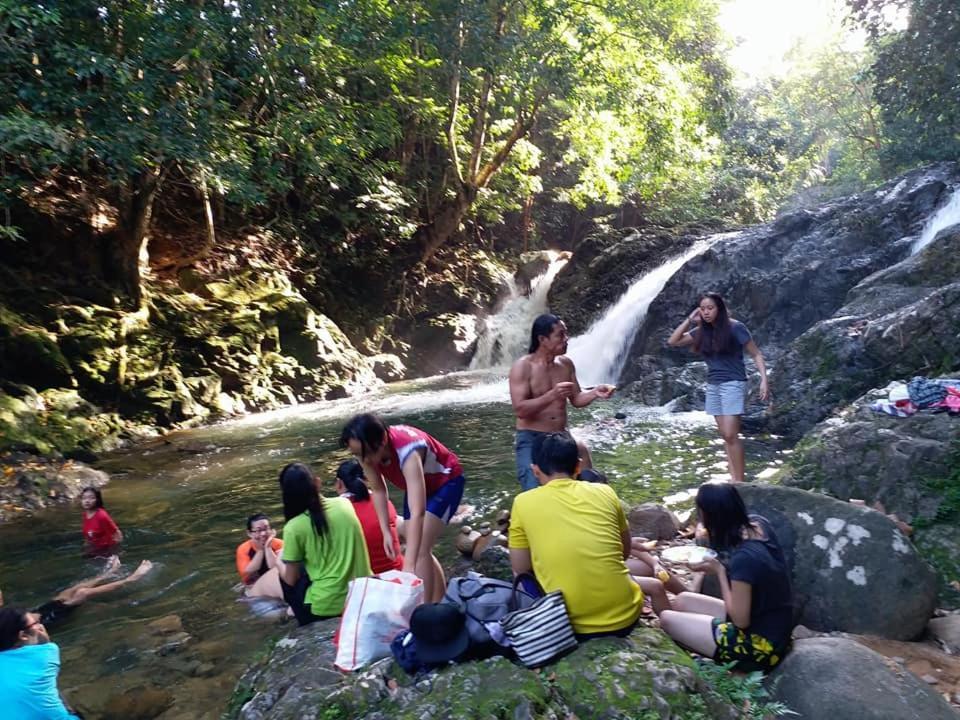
[912,187,960,254]
[566,236,722,386]
[469,252,570,369]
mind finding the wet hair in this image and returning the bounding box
[278,463,328,538]
[339,413,388,460]
[81,486,104,509]
[692,292,735,356]
[0,607,29,651]
[532,432,580,477]
[695,482,752,552]
[528,313,562,354]
[336,459,370,502]
[246,513,270,532]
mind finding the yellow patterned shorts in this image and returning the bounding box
[711,619,784,671]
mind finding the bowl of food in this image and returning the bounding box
[660,545,718,565]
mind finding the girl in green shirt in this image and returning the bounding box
[277,463,372,626]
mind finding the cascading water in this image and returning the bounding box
[469,252,569,368]
[912,187,960,254]
[566,235,726,386]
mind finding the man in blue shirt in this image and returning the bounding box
[0,606,80,719]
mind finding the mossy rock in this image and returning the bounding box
[0,305,74,389]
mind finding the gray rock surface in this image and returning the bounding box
[738,484,937,640]
[929,615,960,655]
[627,503,681,540]
[229,620,738,720]
[767,637,959,720]
[767,220,960,438]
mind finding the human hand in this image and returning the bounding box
[595,384,616,399]
[554,381,575,399]
[687,557,722,575]
[383,535,397,561]
[267,529,277,544]
[687,308,702,324]
[758,378,770,402]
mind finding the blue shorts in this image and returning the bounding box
[705,380,747,416]
[515,429,548,492]
[402,474,466,523]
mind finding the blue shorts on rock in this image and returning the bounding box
[0,643,80,719]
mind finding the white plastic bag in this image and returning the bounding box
[335,570,424,671]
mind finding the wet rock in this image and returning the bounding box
[470,545,512,582]
[768,637,958,720]
[738,484,937,640]
[628,503,681,541]
[230,620,738,720]
[0,453,110,522]
[768,219,960,439]
[404,313,479,377]
[368,353,406,382]
[102,686,174,720]
[785,384,960,524]
[621,358,707,408]
[929,616,960,654]
[148,614,184,635]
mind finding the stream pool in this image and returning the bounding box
[0,370,787,719]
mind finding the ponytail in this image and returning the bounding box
[336,459,370,501]
[278,463,329,538]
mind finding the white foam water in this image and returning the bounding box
[912,187,960,254]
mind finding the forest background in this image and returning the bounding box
[0,0,957,371]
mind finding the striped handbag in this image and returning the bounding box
[499,589,577,668]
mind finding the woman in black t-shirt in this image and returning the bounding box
[666,292,769,483]
[659,482,793,672]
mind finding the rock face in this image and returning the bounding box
[0,270,379,455]
[768,220,960,438]
[785,385,960,523]
[617,164,959,388]
[0,452,111,522]
[229,620,738,720]
[768,637,959,720]
[737,484,937,640]
[548,227,697,336]
[627,503,681,540]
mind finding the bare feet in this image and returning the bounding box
[128,560,153,581]
[105,555,122,575]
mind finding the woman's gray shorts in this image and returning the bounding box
[705,380,747,416]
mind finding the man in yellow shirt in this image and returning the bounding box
[508,432,644,638]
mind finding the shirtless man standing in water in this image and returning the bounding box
[509,314,615,491]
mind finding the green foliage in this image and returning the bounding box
[694,661,796,719]
[848,0,960,170]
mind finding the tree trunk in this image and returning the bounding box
[114,168,160,307]
[416,184,476,264]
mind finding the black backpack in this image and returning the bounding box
[443,572,538,658]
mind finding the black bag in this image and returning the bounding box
[443,572,537,658]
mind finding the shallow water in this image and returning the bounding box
[0,371,786,719]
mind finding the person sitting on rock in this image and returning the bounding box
[626,539,688,600]
[0,606,80,719]
[236,513,285,601]
[658,481,793,672]
[276,463,372,626]
[334,459,403,574]
[508,432,661,639]
[1,556,154,630]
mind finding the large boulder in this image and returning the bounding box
[229,620,739,720]
[737,484,937,640]
[785,385,960,523]
[614,163,960,386]
[768,636,959,720]
[767,220,960,438]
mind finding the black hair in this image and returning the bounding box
[695,481,752,551]
[339,413,388,460]
[0,607,29,651]
[278,463,328,538]
[692,292,735,356]
[246,513,270,531]
[528,313,562,354]
[81,486,105,509]
[577,468,609,484]
[336,459,370,501]
[532,432,580,478]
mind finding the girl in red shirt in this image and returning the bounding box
[80,487,122,554]
[334,459,403,575]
